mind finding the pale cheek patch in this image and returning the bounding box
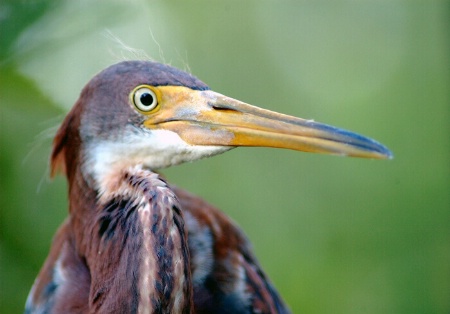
[83,128,230,192]
[145,129,230,167]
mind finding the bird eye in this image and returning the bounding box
[132,86,158,112]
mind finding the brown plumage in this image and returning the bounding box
[25,61,391,313]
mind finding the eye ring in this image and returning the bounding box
[132,86,158,112]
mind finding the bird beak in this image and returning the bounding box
[144,87,392,159]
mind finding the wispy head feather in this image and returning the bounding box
[103,30,153,62]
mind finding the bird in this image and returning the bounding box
[25,60,392,314]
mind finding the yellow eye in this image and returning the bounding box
[132,86,158,112]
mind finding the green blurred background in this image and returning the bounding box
[1,1,449,313]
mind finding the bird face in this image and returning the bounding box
[56,61,391,188]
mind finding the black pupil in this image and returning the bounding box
[140,92,154,107]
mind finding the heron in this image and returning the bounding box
[25,61,391,313]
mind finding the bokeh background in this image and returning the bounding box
[1,1,449,313]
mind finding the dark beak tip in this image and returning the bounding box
[368,142,393,160]
[382,148,394,160]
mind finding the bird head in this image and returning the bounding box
[51,61,392,188]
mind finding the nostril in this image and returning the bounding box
[211,105,239,113]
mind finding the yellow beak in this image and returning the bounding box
[144,87,392,159]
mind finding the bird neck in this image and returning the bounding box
[68,165,192,313]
